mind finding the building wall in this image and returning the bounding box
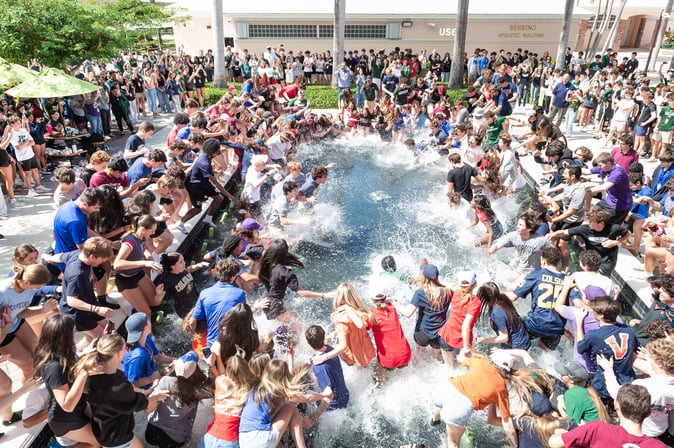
[174,15,583,56]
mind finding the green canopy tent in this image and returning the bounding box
[0,59,37,86]
[5,67,99,98]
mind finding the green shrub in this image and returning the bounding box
[204,84,468,110]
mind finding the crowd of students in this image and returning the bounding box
[1,43,674,448]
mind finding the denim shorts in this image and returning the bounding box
[492,220,504,239]
[432,382,475,427]
[199,432,239,448]
[239,429,279,448]
[634,124,649,137]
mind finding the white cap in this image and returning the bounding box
[457,269,477,286]
[490,351,515,372]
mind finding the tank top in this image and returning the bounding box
[117,233,145,277]
[207,406,241,441]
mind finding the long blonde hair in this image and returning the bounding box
[255,358,309,412]
[332,282,377,326]
[417,276,449,310]
[71,334,125,383]
[519,413,570,446]
[215,354,258,413]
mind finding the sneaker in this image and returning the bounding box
[27,189,38,197]
[171,222,188,235]
[2,411,21,426]
[35,185,51,193]
[97,295,121,310]
[9,198,25,207]
[203,218,217,228]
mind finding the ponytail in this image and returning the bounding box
[71,334,125,382]
[11,264,50,290]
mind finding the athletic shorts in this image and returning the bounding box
[150,220,168,239]
[0,318,26,347]
[654,129,673,144]
[634,125,649,137]
[19,157,38,171]
[414,330,452,351]
[186,184,220,207]
[432,381,475,427]
[71,309,105,332]
[0,149,9,167]
[115,270,145,292]
[610,120,627,132]
[526,327,562,350]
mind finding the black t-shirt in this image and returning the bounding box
[637,101,657,128]
[131,76,144,93]
[81,167,97,187]
[87,371,148,447]
[460,92,479,112]
[60,250,97,314]
[156,270,198,318]
[265,265,300,320]
[447,164,478,202]
[41,361,89,436]
[363,84,377,101]
[567,224,628,269]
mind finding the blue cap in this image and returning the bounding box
[421,264,439,280]
[180,350,199,364]
[253,138,266,146]
[125,313,148,343]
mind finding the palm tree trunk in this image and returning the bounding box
[649,0,674,70]
[555,0,575,69]
[331,0,345,88]
[449,0,468,89]
[584,0,602,56]
[589,0,613,57]
[603,0,627,52]
[212,0,227,88]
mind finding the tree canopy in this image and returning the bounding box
[0,0,186,68]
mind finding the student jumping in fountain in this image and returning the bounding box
[305,325,350,409]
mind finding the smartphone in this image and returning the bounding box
[106,319,115,334]
[201,347,212,358]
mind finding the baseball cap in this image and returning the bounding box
[175,351,198,378]
[555,360,590,382]
[584,285,607,300]
[438,85,446,94]
[421,264,439,280]
[125,312,148,344]
[490,351,515,372]
[253,138,266,147]
[526,391,552,416]
[242,218,264,231]
[457,269,477,286]
[473,108,485,117]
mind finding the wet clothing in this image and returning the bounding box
[41,361,89,437]
[310,345,350,410]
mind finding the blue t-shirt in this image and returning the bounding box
[123,336,159,390]
[60,250,97,314]
[125,134,145,161]
[239,390,272,433]
[127,158,152,187]
[513,269,567,336]
[439,119,452,135]
[192,282,246,346]
[299,178,319,198]
[577,324,638,397]
[382,75,398,93]
[631,185,652,219]
[186,152,214,191]
[176,126,191,141]
[310,345,349,410]
[410,288,450,339]
[0,279,56,333]
[489,305,531,350]
[53,201,88,269]
[552,81,576,108]
[497,82,517,116]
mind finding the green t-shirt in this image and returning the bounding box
[658,105,674,132]
[564,385,601,424]
[589,62,603,77]
[486,116,507,145]
[372,59,385,79]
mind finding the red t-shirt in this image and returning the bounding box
[369,303,411,369]
[280,85,299,100]
[90,171,130,190]
[438,290,480,349]
[561,420,666,448]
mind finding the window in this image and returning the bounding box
[319,24,387,39]
[588,15,616,29]
[248,24,316,39]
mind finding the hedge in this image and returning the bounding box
[204,83,468,110]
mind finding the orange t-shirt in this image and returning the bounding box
[333,306,376,366]
[438,290,481,349]
[449,357,511,418]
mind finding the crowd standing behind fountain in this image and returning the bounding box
[0,43,674,448]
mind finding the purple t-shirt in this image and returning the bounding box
[590,164,633,212]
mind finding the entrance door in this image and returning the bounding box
[634,17,646,48]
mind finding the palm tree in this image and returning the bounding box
[555,0,574,69]
[212,0,227,88]
[649,0,674,70]
[602,0,628,52]
[449,0,468,89]
[331,0,345,88]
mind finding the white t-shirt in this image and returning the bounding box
[613,98,636,122]
[242,168,264,203]
[571,271,616,298]
[10,128,35,161]
[265,134,291,161]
